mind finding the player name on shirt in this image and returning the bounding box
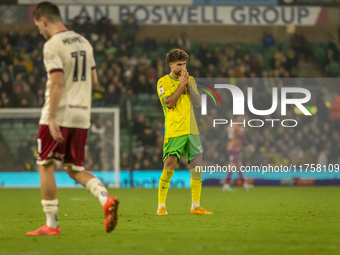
[62,36,84,45]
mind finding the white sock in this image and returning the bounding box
[192,201,200,210]
[86,178,108,206]
[158,204,166,209]
[42,199,59,229]
[98,191,108,206]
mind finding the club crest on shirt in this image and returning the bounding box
[45,51,55,63]
[158,85,164,94]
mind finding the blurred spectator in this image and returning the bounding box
[0,92,10,107]
[285,48,298,72]
[302,146,318,165]
[117,43,131,59]
[150,153,163,170]
[177,32,191,52]
[291,30,308,60]
[31,49,44,71]
[17,140,33,171]
[13,58,27,76]
[96,17,109,37]
[234,43,246,60]
[80,17,94,39]
[167,31,178,50]
[20,83,37,107]
[133,115,146,135]
[0,47,11,66]
[327,36,339,60]
[90,118,106,136]
[110,33,121,49]
[23,54,33,73]
[198,43,209,64]
[1,72,12,95]
[132,74,153,94]
[141,158,151,170]
[29,30,42,49]
[123,13,138,47]
[90,137,104,170]
[36,88,45,107]
[104,84,120,106]
[84,145,94,170]
[27,74,38,93]
[6,30,17,46]
[105,139,115,170]
[143,33,158,52]
[72,16,81,34]
[133,151,143,170]
[323,48,336,72]
[106,19,118,40]
[94,34,106,59]
[17,31,30,53]
[317,146,330,165]
[92,83,105,106]
[262,31,275,47]
[137,125,156,147]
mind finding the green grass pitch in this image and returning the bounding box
[0,187,339,255]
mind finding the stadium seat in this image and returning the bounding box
[190,42,201,55]
[132,45,144,57]
[326,61,340,77]
[280,42,291,53]
[314,47,326,66]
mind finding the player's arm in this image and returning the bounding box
[163,70,189,109]
[163,83,186,109]
[188,77,201,108]
[91,68,98,87]
[43,43,65,142]
[48,71,64,143]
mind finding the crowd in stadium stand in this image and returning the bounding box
[1,17,308,109]
[1,16,340,171]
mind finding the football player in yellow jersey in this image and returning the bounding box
[156,48,213,215]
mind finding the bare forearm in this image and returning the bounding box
[189,87,201,108]
[48,81,63,120]
[163,84,185,108]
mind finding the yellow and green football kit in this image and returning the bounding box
[157,74,203,163]
[157,74,212,214]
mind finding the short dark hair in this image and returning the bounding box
[33,1,61,22]
[166,48,188,64]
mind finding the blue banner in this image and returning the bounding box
[0,170,338,188]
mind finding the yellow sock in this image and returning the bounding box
[190,178,202,207]
[158,169,174,205]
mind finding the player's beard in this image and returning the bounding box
[175,70,181,77]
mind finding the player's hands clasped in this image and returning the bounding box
[179,68,189,88]
[48,119,64,143]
